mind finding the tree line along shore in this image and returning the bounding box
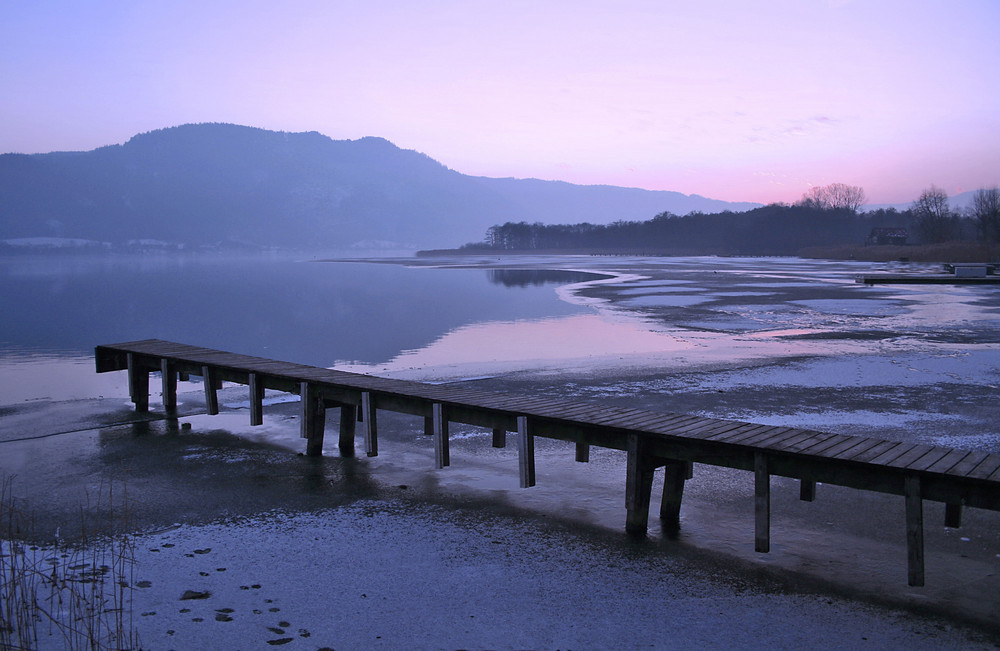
[423,184,1000,263]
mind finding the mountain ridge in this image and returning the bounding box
[0,123,760,250]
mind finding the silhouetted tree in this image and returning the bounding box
[971,187,1000,243]
[911,186,958,243]
[800,183,867,212]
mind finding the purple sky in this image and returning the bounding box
[3,1,998,204]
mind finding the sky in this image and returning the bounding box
[2,1,999,205]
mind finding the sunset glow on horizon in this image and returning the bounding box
[2,1,998,205]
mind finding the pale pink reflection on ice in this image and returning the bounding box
[338,314,692,374]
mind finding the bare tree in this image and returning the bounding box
[799,183,866,212]
[826,183,867,212]
[971,186,1000,243]
[912,185,957,243]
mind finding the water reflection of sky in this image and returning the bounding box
[3,254,999,401]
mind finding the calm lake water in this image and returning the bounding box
[0,254,592,365]
[4,252,1000,645]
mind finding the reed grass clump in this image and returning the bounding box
[0,476,141,650]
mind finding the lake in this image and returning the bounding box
[2,252,1000,647]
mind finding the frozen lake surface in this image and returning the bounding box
[2,253,999,648]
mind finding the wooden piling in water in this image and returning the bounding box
[625,433,654,535]
[905,475,925,586]
[338,404,357,457]
[517,416,535,488]
[945,503,963,528]
[434,403,450,469]
[754,453,770,553]
[362,392,378,457]
[800,479,816,502]
[300,382,326,457]
[492,427,506,448]
[660,459,686,527]
[127,353,149,412]
[161,359,177,411]
[202,365,219,415]
[249,373,264,426]
[575,442,590,462]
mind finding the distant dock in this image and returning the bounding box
[96,339,1000,587]
[858,262,1000,285]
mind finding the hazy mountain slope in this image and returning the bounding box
[0,123,758,249]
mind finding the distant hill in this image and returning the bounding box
[0,123,759,250]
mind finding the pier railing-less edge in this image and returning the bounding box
[95,340,1000,587]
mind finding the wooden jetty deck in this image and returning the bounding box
[95,339,1000,587]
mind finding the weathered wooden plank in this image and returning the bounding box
[887,445,941,470]
[832,437,885,461]
[869,443,921,467]
[362,391,378,457]
[755,428,814,451]
[690,420,747,440]
[924,448,973,475]
[716,424,779,445]
[646,414,706,434]
[802,434,863,458]
[433,402,450,469]
[248,372,264,426]
[966,454,1000,481]
[901,447,953,473]
[517,416,535,488]
[946,450,992,477]
[734,426,798,449]
[848,440,902,464]
[815,436,871,460]
[784,432,840,454]
[905,475,925,587]
[755,452,770,553]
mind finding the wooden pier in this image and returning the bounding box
[95,339,1000,587]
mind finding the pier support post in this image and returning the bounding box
[160,359,177,411]
[433,403,450,469]
[660,459,687,529]
[492,427,506,448]
[575,442,590,463]
[424,416,434,437]
[517,416,535,488]
[625,434,655,536]
[905,475,925,587]
[299,382,327,456]
[362,392,378,457]
[338,404,356,457]
[202,366,219,415]
[800,479,816,502]
[127,353,149,413]
[248,373,264,426]
[755,452,770,553]
[944,503,963,528]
